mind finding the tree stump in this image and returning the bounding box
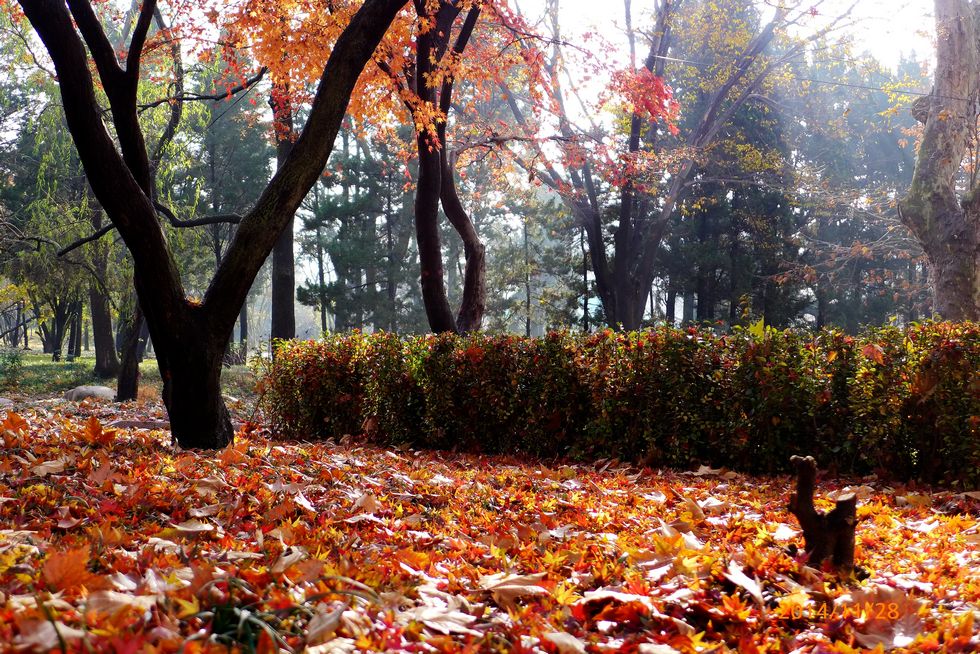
[787,455,857,571]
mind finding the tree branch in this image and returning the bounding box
[65,0,123,83]
[138,67,268,111]
[154,201,242,227]
[126,0,157,78]
[57,223,116,256]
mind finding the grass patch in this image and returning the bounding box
[0,352,257,400]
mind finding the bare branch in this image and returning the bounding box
[154,201,243,227]
[138,67,268,111]
[57,223,115,257]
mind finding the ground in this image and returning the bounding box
[0,392,977,653]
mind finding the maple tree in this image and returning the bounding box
[0,404,977,651]
[495,0,856,330]
[6,0,409,448]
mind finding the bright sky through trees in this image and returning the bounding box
[521,0,931,71]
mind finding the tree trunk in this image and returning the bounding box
[65,304,78,361]
[68,301,82,360]
[161,324,234,450]
[682,291,694,323]
[441,150,485,332]
[90,286,119,377]
[411,0,484,334]
[239,301,248,347]
[117,303,143,402]
[899,0,980,321]
[412,0,460,334]
[270,89,296,345]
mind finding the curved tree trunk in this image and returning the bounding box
[412,0,484,334]
[899,0,980,321]
[17,0,408,448]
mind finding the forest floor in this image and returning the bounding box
[0,396,977,653]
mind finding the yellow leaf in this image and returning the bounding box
[174,595,201,618]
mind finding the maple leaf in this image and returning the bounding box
[85,590,157,617]
[82,415,116,446]
[42,546,107,593]
[478,572,549,610]
[723,560,763,606]
[861,343,886,365]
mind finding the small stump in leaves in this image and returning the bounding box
[788,455,857,571]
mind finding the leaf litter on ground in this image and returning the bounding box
[0,402,977,653]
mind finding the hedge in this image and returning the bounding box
[261,323,980,488]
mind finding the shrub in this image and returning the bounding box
[261,323,980,488]
[0,348,23,390]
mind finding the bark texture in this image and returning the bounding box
[899,0,980,320]
[788,455,857,571]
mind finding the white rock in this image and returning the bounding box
[64,385,115,402]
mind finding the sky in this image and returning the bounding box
[828,0,932,69]
[518,0,934,71]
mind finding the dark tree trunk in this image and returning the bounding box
[412,1,460,333]
[66,302,81,360]
[90,286,119,378]
[239,301,248,347]
[441,150,485,332]
[136,317,149,361]
[788,456,857,571]
[665,285,676,326]
[65,305,77,361]
[581,227,590,332]
[117,303,143,402]
[682,291,694,323]
[161,319,233,449]
[42,299,72,361]
[270,88,296,346]
[815,286,828,331]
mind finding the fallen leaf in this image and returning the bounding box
[479,572,549,610]
[545,631,587,654]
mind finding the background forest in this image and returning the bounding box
[0,0,933,364]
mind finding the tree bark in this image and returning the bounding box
[270,87,296,345]
[16,0,408,448]
[788,455,857,571]
[239,301,248,347]
[116,303,142,402]
[90,285,119,377]
[899,0,980,320]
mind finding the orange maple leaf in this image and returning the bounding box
[82,415,117,446]
[42,546,108,594]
